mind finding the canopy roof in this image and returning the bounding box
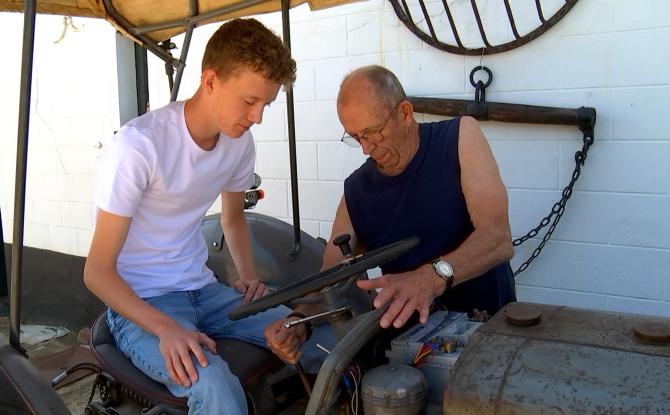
[0,0,358,43]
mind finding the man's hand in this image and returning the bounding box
[356,264,445,329]
[156,323,218,387]
[234,279,269,304]
[264,318,308,364]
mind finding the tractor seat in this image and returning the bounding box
[89,312,283,408]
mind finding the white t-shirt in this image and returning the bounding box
[94,101,255,298]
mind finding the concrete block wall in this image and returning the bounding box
[0,14,119,257]
[1,1,669,317]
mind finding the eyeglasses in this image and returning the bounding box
[340,101,401,148]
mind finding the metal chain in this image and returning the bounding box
[512,130,594,276]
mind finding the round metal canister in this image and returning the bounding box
[361,364,426,415]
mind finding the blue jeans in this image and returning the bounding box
[107,282,334,414]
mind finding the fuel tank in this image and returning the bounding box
[443,302,670,415]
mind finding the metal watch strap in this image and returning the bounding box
[444,273,454,291]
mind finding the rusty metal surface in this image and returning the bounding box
[482,302,670,358]
[443,303,670,415]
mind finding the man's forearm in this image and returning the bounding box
[440,227,513,286]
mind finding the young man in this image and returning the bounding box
[85,19,312,414]
[320,65,516,329]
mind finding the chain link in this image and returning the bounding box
[512,132,594,276]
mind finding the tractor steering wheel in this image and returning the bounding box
[228,236,420,320]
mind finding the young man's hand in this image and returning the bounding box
[264,317,307,364]
[156,322,218,387]
[234,279,269,303]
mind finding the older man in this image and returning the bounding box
[323,65,516,329]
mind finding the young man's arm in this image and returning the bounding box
[84,209,217,388]
[358,116,514,329]
[220,190,268,303]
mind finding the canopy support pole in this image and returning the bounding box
[135,44,150,114]
[10,0,37,352]
[0,207,7,297]
[282,0,302,260]
[116,33,150,123]
[169,0,198,101]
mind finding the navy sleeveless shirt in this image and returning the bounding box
[344,117,515,315]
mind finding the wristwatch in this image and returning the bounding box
[432,259,454,291]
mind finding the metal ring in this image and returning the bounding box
[469,66,492,88]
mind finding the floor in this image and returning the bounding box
[0,304,99,414]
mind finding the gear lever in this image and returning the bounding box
[333,234,353,263]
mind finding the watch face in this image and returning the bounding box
[435,261,453,277]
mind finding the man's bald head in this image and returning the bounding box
[338,66,407,111]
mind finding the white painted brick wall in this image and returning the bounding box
[256,142,318,180]
[293,181,343,221]
[1,2,670,318]
[384,49,465,95]
[294,101,342,141]
[0,14,117,255]
[612,87,670,141]
[558,141,670,193]
[315,55,381,100]
[517,285,608,311]
[250,105,287,141]
[252,180,289,218]
[317,142,368,181]
[293,61,317,102]
[491,141,559,189]
[291,17,348,61]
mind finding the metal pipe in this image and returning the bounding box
[503,0,521,39]
[10,0,38,351]
[283,307,350,329]
[134,43,150,115]
[169,0,198,102]
[132,0,267,35]
[315,343,331,355]
[0,207,7,297]
[417,0,437,41]
[103,0,184,69]
[469,0,492,48]
[440,0,463,49]
[170,25,193,102]
[295,362,313,396]
[281,0,301,260]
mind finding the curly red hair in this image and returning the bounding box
[202,18,296,88]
